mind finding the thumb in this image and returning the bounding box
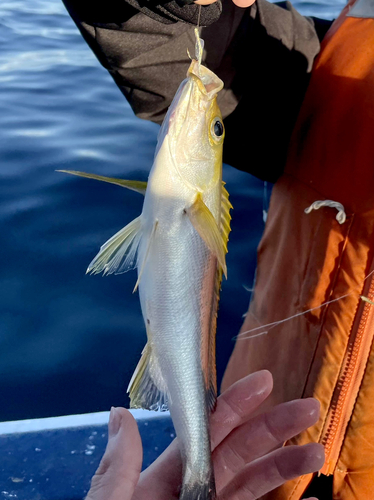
[87,407,143,500]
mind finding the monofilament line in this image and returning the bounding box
[236,269,374,341]
[197,4,202,29]
[235,293,351,341]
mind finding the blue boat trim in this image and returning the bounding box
[0,408,170,436]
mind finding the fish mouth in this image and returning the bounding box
[187,59,223,99]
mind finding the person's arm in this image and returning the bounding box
[219,0,333,181]
[62,0,327,181]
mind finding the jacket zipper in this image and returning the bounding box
[320,273,374,475]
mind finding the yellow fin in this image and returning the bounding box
[57,170,147,195]
[221,181,232,254]
[206,182,232,412]
[127,341,168,411]
[133,220,158,293]
[187,193,227,277]
[87,216,142,275]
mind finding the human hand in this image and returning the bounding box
[194,0,255,10]
[86,370,324,500]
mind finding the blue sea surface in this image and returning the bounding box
[0,0,346,421]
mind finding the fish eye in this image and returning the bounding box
[211,118,224,141]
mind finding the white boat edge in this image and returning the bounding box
[0,409,171,436]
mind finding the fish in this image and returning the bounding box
[59,29,232,500]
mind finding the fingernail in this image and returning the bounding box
[248,370,273,397]
[304,398,321,418]
[108,406,121,439]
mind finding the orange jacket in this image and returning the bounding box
[222,1,374,498]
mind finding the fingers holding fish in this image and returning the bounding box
[212,398,321,491]
[219,443,325,500]
[87,373,323,500]
[135,370,273,500]
[210,370,273,450]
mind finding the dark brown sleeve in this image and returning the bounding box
[220,0,324,181]
[62,0,325,181]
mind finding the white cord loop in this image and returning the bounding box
[304,200,347,224]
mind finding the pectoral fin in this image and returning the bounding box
[57,170,147,195]
[127,341,168,411]
[87,216,143,275]
[187,193,227,277]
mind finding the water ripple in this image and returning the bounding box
[10,129,55,137]
[1,21,80,40]
[0,1,66,16]
[0,49,96,72]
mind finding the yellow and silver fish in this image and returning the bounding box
[60,30,231,500]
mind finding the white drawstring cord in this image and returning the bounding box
[304,200,347,224]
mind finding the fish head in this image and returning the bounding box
[155,60,224,191]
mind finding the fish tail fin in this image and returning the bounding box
[180,472,216,500]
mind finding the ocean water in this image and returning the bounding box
[0,0,345,421]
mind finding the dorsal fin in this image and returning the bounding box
[221,181,232,253]
[206,181,232,412]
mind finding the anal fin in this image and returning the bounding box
[127,342,168,412]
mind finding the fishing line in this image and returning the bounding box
[197,4,202,30]
[188,6,203,65]
[187,5,202,62]
[235,294,351,341]
[235,269,374,341]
